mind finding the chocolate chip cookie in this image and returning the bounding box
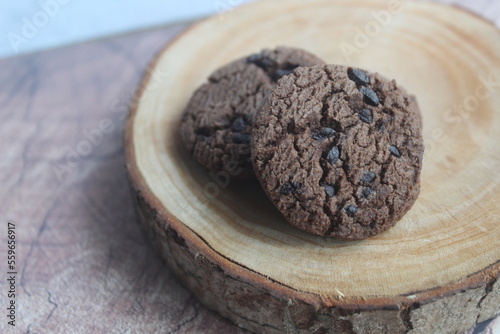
[252,65,424,240]
[180,47,325,178]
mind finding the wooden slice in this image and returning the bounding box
[124,0,500,333]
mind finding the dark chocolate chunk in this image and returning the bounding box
[376,119,391,133]
[359,108,373,124]
[195,127,211,137]
[324,184,336,197]
[247,53,260,63]
[271,67,297,81]
[345,205,358,216]
[388,145,401,158]
[361,187,374,198]
[231,117,246,132]
[313,127,336,140]
[280,183,294,195]
[359,87,380,106]
[361,171,376,183]
[248,54,275,71]
[325,146,340,164]
[232,133,251,144]
[280,182,301,195]
[347,68,370,86]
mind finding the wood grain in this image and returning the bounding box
[126,0,500,333]
[0,0,498,333]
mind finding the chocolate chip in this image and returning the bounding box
[388,145,401,158]
[376,119,390,133]
[359,108,373,124]
[195,127,211,137]
[359,87,380,106]
[197,136,208,142]
[313,127,336,140]
[248,53,260,62]
[248,54,275,71]
[347,68,370,86]
[361,187,374,198]
[361,171,376,183]
[280,184,293,195]
[271,69,292,81]
[345,205,357,216]
[280,182,301,195]
[231,117,246,132]
[232,133,251,144]
[271,66,298,81]
[324,184,336,197]
[325,146,340,164]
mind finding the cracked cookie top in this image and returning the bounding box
[252,65,424,240]
[180,47,325,178]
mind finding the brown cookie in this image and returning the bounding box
[180,47,325,178]
[252,65,424,240]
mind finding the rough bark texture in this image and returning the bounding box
[477,278,500,323]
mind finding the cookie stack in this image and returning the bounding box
[180,47,424,240]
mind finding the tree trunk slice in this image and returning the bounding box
[124,0,500,333]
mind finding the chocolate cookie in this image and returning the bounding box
[252,65,424,240]
[180,47,325,178]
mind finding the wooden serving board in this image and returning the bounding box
[125,0,500,333]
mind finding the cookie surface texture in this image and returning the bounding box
[252,65,424,240]
[180,47,325,178]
